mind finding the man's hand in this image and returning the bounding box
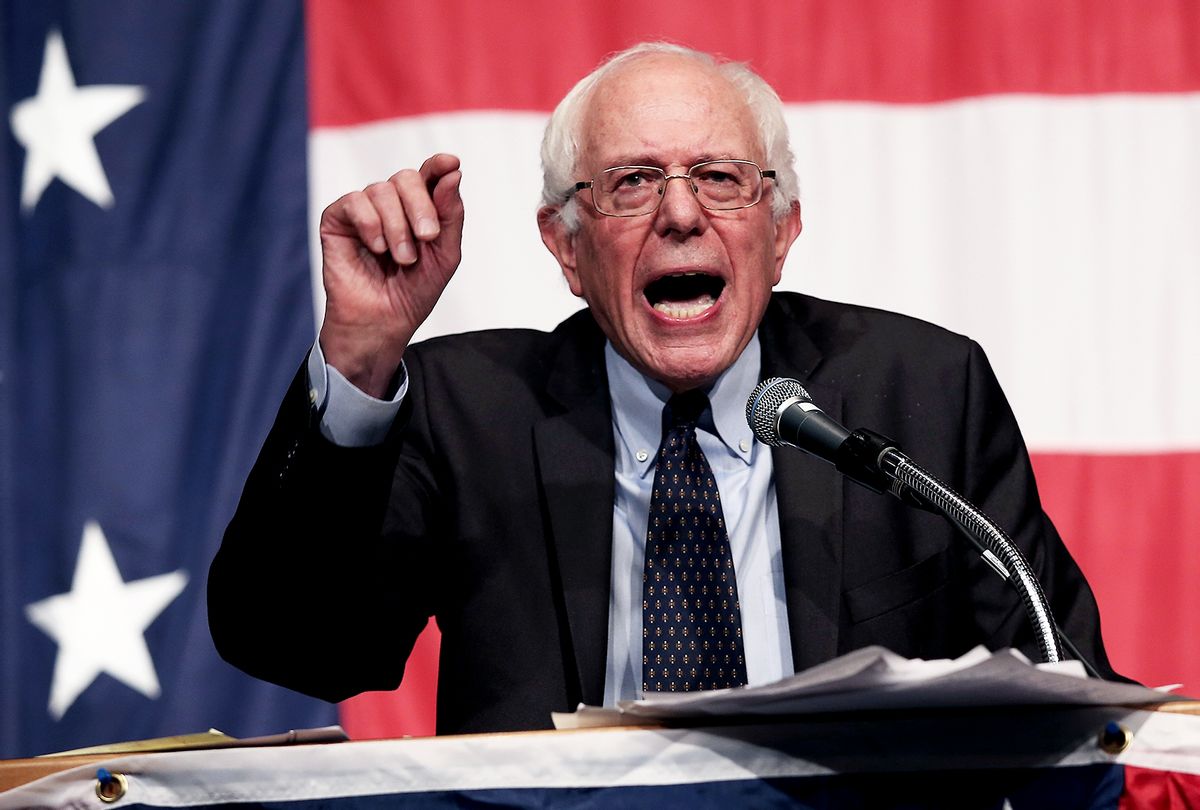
[318,153,464,398]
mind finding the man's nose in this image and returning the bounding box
[653,174,708,237]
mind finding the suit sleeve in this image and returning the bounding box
[207,354,441,702]
[959,340,1125,680]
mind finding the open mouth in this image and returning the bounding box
[643,272,726,319]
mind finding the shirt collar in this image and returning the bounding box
[606,334,761,478]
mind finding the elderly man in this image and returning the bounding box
[208,43,1118,734]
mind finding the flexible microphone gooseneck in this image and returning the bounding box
[746,376,1078,670]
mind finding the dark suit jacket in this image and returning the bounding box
[208,292,1118,735]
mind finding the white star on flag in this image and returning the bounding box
[8,28,146,212]
[25,521,188,720]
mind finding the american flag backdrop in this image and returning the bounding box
[2,0,1198,757]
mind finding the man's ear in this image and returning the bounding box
[538,206,584,298]
[771,200,803,285]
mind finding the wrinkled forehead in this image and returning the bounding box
[576,55,763,173]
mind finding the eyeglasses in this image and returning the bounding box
[568,159,776,218]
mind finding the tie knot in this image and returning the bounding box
[665,390,709,430]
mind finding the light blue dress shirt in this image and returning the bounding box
[308,335,793,703]
[602,336,791,702]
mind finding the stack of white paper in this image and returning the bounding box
[554,646,1187,729]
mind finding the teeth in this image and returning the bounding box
[653,293,716,319]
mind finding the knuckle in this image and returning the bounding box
[363,181,394,200]
[391,168,422,187]
[327,190,360,216]
[421,153,446,172]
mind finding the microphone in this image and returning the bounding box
[745,377,848,457]
[745,377,913,502]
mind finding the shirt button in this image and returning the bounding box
[636,449,649,462]
[739,439,751,453]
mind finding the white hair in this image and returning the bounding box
[539,42,799,231]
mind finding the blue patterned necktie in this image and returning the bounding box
[642,391,747,694]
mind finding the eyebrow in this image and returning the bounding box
[598,153,729,169]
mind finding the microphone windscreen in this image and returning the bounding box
[746,377,811,446]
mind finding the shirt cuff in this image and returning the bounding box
[307,341,408,447]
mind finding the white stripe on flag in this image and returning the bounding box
[787,93,1200,452]
[311,92,1200,451]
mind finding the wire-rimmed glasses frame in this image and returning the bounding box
[568,159,776,218]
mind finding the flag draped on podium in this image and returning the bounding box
[2,0,1198,756]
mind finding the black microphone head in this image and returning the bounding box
[746,377,812,446]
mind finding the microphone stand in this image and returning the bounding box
[748,377,1102,674]
[840,429,1068,667]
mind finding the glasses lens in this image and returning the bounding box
[595,167,664,216]
[691,161,761,210]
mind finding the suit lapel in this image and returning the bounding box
[759,296,845,671]
[532,314,614,708]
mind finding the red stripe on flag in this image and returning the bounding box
[338,621,440,739]
[306,0,1200,126]
[1031,451,1200,693]
[1120,765,1200,809]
